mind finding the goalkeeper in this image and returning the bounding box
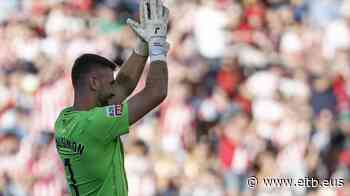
[54,0,169,195]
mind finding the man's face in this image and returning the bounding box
[94,67,116,107]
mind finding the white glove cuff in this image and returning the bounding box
[134,39,148,57]
[149,37,168,63]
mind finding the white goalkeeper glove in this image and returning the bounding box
[134,39,148,57]
[127,0,169,63]
[132,0,148,57]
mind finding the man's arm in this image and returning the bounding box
[110,0,151,104]
[110,0,169,125]
[127,60,167,125]
[110,51,147,104]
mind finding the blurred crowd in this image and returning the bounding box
[0,0,350,196]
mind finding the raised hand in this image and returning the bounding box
[127,0,169,62]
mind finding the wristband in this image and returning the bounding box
[149,37,167,63]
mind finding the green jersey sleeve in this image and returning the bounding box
[86,102,129,141]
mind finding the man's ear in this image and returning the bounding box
[89,75,99,91]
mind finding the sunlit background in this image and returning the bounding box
[0,0,350,195]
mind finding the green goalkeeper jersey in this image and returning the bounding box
[54,103,129,196]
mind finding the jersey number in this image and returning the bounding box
[64,159,80,196]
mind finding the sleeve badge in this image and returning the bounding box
[106,104,123,117]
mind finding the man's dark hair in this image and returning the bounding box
[71,53,117,88]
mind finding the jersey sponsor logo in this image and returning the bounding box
[106,104,123,117]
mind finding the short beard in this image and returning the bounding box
[100,100,109,107]
[97,94,109,107]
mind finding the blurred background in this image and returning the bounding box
[0,0,350,195]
